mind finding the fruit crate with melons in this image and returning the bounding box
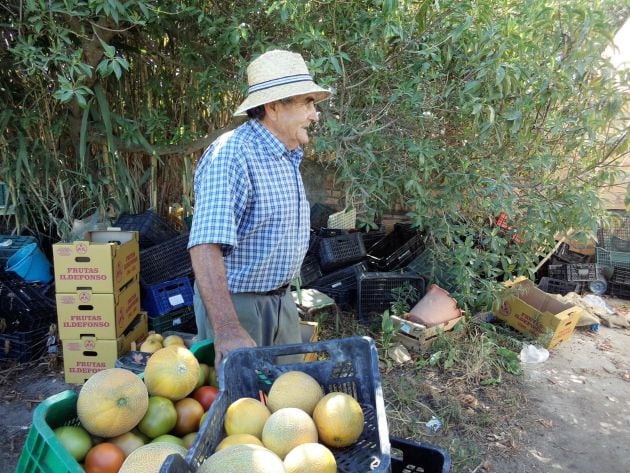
[166,336,391,472]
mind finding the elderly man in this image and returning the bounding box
[188,50,331,370]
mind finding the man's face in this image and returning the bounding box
[263,93,320,150]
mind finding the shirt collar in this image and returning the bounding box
[249,119,304,163]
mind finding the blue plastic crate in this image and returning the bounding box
[142,276,194,317]
[181,336,390,472]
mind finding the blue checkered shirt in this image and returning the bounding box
[188,119,310,293]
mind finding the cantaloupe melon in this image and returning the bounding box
[198,444,286,473]
[312,392,364,448]
[144,345,200,401]
[283,442,337,473]
[118,442,187,473]
[224,397,271,439]
[261,407,318,459]
[216,433,264,451]
[77,368,149,438]
[266,371,324,415]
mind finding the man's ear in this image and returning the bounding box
[264,101,279,121]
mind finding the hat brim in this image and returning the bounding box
[233,82,332,116]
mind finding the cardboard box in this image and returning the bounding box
[493,277,582,349]
[56,277,140,340]
[62,311,148,384]
[391,315,463,352]
[53,230,139,294]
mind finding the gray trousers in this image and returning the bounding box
[193,281,302,348]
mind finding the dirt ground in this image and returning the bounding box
[1,300,629,473]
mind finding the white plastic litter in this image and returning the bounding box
[581,295,616,315]
[520,344,550,363]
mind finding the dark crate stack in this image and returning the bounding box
[300,209,427,322]
[118,211,196,333]
[0,270,56,362]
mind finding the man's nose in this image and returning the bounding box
[309,109,320,122]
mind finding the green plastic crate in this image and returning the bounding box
[15,340,215,472]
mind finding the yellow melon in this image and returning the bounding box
[144,345,200,400]
[76,368,149,438]
[266,371,324,415]
[283,443,337,473]
[216,434,264,451]
[198,444,286,473]
[261,407,318,459]
[224,397,271,439]
[163,334,186,347]
[312,392,364,448]
[118,442,188,473]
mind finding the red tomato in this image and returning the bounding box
[173,397,205,436]
[84,442,125,473]
[193,385,219,411]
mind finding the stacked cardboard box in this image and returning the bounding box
[52,229,148,383]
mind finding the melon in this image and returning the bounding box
[118,442,188,473]
[266,371,324,415]
[283,443,337,473]
[144,345,200,400]
[312,392,364,448]
[224,397,271,439]
[77,368,149,438]
[198,444,286,473]
[216,433,264,451]
[261,407,318,459]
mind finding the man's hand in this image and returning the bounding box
[213,321,256,373]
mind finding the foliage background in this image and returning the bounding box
[1,0,628,310]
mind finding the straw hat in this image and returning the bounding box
[234,50,332,116]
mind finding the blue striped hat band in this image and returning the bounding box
[248,74,314,94]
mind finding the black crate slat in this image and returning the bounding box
[139,233,193,286]
[308,262,367,308]
[368,233,425,272]
[318,233,366,272]
[357,272,426,323]
[114,210,179,249]
[537,277,581,295]
[554,242,589,264]
[299,254,323,287]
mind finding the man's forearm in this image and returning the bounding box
[189,243,240,334]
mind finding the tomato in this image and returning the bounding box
[109,430,146,458]
[173,397,205,436]
[199,411,208,429]
[53,425,92,462]
[182,431,198,449]
[83,442,125,473]
[137,396,177,438]
[151,434,186,447]
[207,366,219,388]
[193,385,219,411]
[197,363,211,388]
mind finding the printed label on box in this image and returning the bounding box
[169,294,185,306]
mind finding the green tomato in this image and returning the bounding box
[54,425,92,461]
[137,396,177,439]
[208,366,219,388]
[151,434,186,447]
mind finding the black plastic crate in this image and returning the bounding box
[184,337,390,472]
[318,232,366,272]
[554,242,589,264]
[139,233,192,286]
[608,282,630,299]
[0,235,38,266]
[148,306,196,334]
[357,272,425,323]
[310,203,337,229]
[114,210,179,249]
[0,325,51,363]
[307,230,321,256]
[361,230,387,252]
[318,227,348,238]
[368,233,425,272]
[567,263,601,282]
[537,277,581,295]
[309,262,367,308]
[0,281,56,332]
[611,268,630,286]
[299,254,323,287]
[548,264,568,280]
[390,436,451,473]
[142,276,194,317]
